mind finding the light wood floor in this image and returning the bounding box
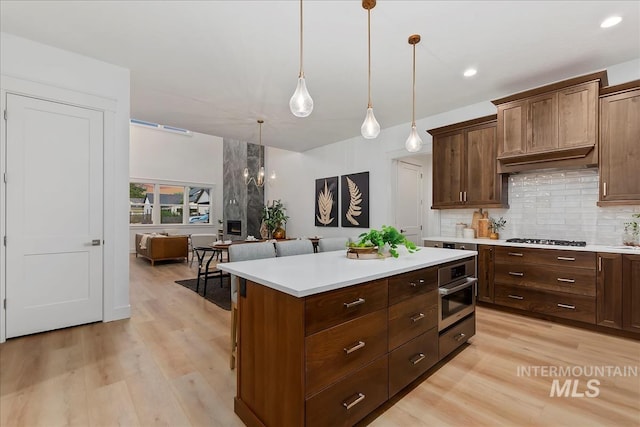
[1,254,639,426]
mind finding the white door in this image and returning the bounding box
[5,94,103,338]
[395,161,423,245]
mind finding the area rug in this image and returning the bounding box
[175,276,231,311]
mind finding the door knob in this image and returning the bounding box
[91,239,101,246]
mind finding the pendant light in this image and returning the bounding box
[405,34,423,152]
[289,0,313,117]
[244,120,265,187]
[361,0,380,139]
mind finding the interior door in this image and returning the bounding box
[5,94,104,338]
[395,161,422,245]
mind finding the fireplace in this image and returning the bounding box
[227,220,242,236]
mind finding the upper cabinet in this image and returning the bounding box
[598,81,640,206]
[429,115,508,209]
[492,71,607,174]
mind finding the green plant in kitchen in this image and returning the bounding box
[488,216,506,240]
[261,199,289,239]
[623,213,640,246]
[350,225,419,258]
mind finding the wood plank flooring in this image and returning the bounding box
[1,254,639,426]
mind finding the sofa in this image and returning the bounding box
[135,233,188,265]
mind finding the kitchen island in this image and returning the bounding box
[218,247,477,427]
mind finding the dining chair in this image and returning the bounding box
[317,236,350,252]
[228,241,276,369]
[274,239,314,257]
[190,233,218,267]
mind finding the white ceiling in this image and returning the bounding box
[1,1,639,152]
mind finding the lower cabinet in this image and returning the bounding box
[237,262,477,426]
[596,253,623,329]
[477,245,495,303]
[306,356,389,427]
[622,254,640,333]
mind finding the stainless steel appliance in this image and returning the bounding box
[505,238,587,247]
[438,258,477,331]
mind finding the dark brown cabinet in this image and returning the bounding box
[596,253,623,329]
[492,71,605,173]
[429,115,508,209]
[492,246,597,324]
[622,254,640,333]
[477,245,495,303]
[598,81,640,206]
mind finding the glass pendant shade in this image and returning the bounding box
[405,124,422,152]
[289,76,313,117]
[361,107,380,139]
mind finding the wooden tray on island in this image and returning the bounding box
[346,247,390,259]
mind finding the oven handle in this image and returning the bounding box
[438,277,477,295]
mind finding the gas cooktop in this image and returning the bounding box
[505,238,587,247]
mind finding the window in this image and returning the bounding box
[129,183,154,224]
[129,181,214,225]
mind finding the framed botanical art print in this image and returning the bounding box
[341,172,369,228]
[315,176,338,227]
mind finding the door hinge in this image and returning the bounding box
[3,236,5,246]
[3,110,6,121]
[3,172,6,183]
[3,299,6,310]
[420,225,423,230]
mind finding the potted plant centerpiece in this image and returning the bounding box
[261,200,289,239]
[489,216,506,240]
[348,225,418,258]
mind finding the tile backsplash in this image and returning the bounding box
[439,168,640,245]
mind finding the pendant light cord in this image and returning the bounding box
[299,0,304,78]
[412,42,416,125]
[367,8,372,108]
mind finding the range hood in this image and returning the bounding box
[492,71,607,174]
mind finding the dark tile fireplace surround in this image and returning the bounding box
[222,138,264,240]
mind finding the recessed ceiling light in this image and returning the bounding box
[601,16,622,28]
[463,68,477,77]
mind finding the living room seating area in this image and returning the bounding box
[135,233,189,265]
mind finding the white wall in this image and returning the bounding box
[0,32,131,341]
[265,59,640,243]
[129,125,223,250]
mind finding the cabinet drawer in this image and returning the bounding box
[495,284,595,324]
[306,309,388,397]
[495,246,595,269]
[388,291,438,351]
[439,314,475,360]
[305,356,388,427]
[389,328,438,397]
[494,264,595,296]
[388,267,437,305]
[305,279,388,336]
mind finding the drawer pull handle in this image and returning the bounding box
[344,341,365,355]
[410,279,426,287]
[410,353,426,365]
[343,393,365,410]
[508,252,524,257]
[557,278,576,283]
[508,272,524,277]
[557,256,576,261]
[508,294,524,300]
[344,298,365,308]
[557,303,576,310]
[454,333,466,342]
[410,313,425,323]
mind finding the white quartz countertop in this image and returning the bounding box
[422,236,640,254]
[217,247,477,298]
